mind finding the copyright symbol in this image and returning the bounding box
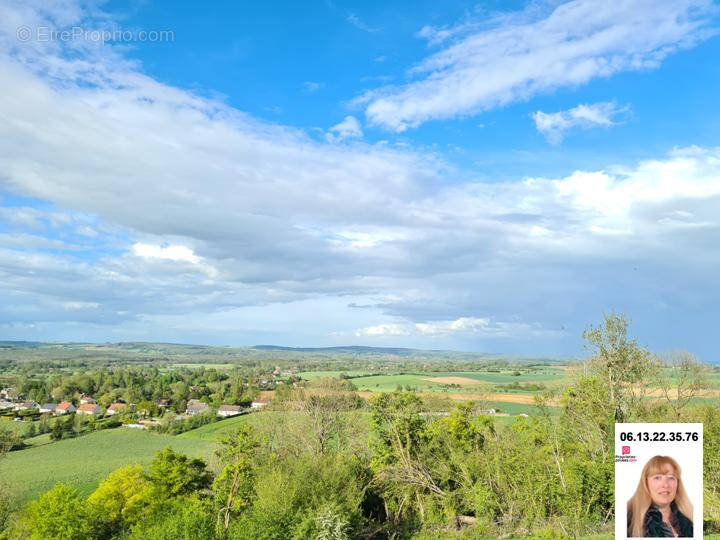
[16,26,32,42]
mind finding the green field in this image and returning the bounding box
[298,369,375,379]
[300,369,568,393]
[0,428,215,504]
[178,411,297,442]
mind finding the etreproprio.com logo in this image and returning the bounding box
[16,26,174,44]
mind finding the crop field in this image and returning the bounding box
[299,368,566,414]
[178,411,297,442]
[0,428,215,504]
[298,369,375,379]
[301,368,567,390]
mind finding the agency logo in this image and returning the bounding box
[615,445,637,463]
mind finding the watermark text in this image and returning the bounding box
[16,26,174,44]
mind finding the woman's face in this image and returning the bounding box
[647,467,678,507]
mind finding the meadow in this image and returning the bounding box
[178,411,292,442]
[0,427,215,504]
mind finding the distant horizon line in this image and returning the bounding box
[0,339,576,359]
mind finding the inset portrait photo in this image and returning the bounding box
[615,423,703,539]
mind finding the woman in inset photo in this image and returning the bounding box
[627,455,693,537]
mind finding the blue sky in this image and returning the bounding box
[1,0,720,359]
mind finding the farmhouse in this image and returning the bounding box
[218,405,243,417]
[79,395,96,405]
[77,403,101,415]
[106,403,126,416]
[186,399,209,416]
[251,398,270,409]
[55,401,76,414]
[39,403,58,413]
[14,401,39,411]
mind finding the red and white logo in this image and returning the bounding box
[622,446,631,455]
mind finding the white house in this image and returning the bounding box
[39,403,58,413]
[217,405,243,417]
[106,403,126,416]
[186,399,209,416]
[77,403,101,415]
[14,401,39,411]
[251,399,270,410]
[55,401,77,414]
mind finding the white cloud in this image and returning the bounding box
[64,301,99,310]
[360,0,717,131]
[2,2,720,354]
[354,323,411,337]
[346,13,378,33]
[355,317,560,339]
[326,115,363,142]
[303,81,324,93]
[533,101,630,144]
[415,317,489,335]
[132,243,200,263]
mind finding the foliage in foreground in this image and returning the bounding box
[3,314,720,539]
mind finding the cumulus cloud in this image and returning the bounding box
[533,101,630,144]
[359,0,717,131]
[326,116,363,142]
[354,323,411,337]
[355,317,561,339]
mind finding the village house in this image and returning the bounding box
[79,394,96,405]
[0,388,15,400]
[55,401,77,414]
[217,405,243,417]
[185,399,209,416]
[77,402,101,415]
[39,403,58,413]
[0,400,13,410]
[106,403,126,416]
[14,401,39,411]
[251,398,270,410]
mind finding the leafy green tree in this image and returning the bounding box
[24,484,91,540]
[86,464,154,538]
[148,447,212,497]
[582,313,655,421]
[0,425,21,454]
[126,495,215,540]
[214,425,260,533]
[137,400,157,417]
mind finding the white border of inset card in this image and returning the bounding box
[615,423,703,539]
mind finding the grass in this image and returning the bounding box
[1,427,215,504]
[177,411,294,442]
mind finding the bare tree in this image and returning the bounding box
[657,349,709,421]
